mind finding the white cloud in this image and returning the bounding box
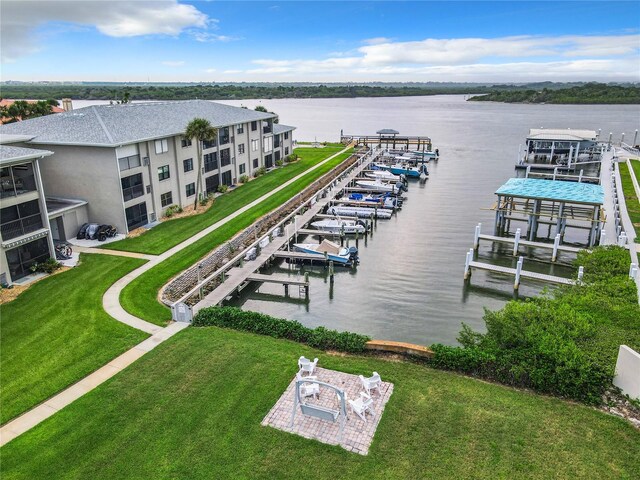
[162,61,186,67]
[192,32,240,43]
[1,0,208,62]
[240,34,640,81]
[362,37,394,46]
[222,69,243,74]
[205,68,217,73]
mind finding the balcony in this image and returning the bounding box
[1,214,44,241]
[1,165,37,199]
[122,184,144,202]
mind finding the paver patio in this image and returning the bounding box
[262,366,393,455]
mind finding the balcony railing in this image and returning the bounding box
[1,214,44,241]
[263,126,272,135]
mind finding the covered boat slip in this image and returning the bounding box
[340,129,433,152]
[518,128,604,170]
[492,178,605,247]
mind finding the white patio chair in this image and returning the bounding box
[348,392,375,422]
[359,371,382,396]
[298,356,318,376]
[296,372,320,400]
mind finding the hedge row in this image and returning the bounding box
[193,306,370,353]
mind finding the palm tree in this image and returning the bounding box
[185,118,218,209]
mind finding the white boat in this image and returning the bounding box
[355,179,401,192]
[370,162,390,171]
[311,218,367,234]
[328,205,393,219]
[365,170,400,182]
[293,240,355,264]
[344,193,400,209]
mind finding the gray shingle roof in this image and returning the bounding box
[273,124,296,134]
[0,145,53,165]
[0,100,277,147]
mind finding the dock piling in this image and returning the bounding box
[514,256,524,290]
[473,223,482,250]
[512,228,521,256]
[552,234,560,262]
[464,248,473,279]
[328,261,334,284]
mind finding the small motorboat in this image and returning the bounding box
[370,162,390,171]
[311,218,368,234]
[365,170,400,182]
[293,239,358,265]
[389,163,428,178]
[347,193,400,209]
[328,205,393,219]
[355,179,406,192]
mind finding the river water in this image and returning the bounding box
[73,96,639,345]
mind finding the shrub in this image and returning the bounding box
[239,174,249,184]
[193,306,370,353]
[217,184,229,194]
[275,159,284,167]
[30,258,62,274]
[285,154,298,163]
[164,205,182,218]
[253,167,267,178]
[430,246,639,405]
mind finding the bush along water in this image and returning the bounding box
[429,246,640,405]
[193,306,370,353]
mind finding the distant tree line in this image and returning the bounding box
[0,84,493,101]
[0,82,637,104]
[469,83,640,104]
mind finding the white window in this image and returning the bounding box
[251,139,259,152]
[238,144,245,154]
[154,139,169,154]
[263,136,273,153]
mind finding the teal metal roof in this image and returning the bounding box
[495,178,604,205]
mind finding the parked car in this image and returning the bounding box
[76,223,90,239]
[96,224,117,241]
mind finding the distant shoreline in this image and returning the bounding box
[1,82,638,104]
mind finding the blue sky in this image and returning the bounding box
[2,1,639,82]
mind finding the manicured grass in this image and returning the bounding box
[120,151,354,326]
[0,254,148,424]
[104,145,347,255]
[2,328,638,479]
[619,160,640,242]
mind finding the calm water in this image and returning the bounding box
[74,96,640,345]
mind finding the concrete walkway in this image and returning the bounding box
[0,145,353,447]
[0,322,189,446]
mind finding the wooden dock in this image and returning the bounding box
[246,273,309,286]
[468,260,574,286]
[190,151,376,312]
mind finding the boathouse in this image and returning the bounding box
[521,128,601,168]
[493,178,604,247]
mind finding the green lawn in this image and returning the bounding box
[2,328,638,479]
[120,151,354,326]
[0,254,149,424]
[619,160,640,242]
[104,145,347,255]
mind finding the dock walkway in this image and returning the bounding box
[468,260,574,286]
[478,234,582,253]
[193,156,374,312]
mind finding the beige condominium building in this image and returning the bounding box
[0,100,295,234]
